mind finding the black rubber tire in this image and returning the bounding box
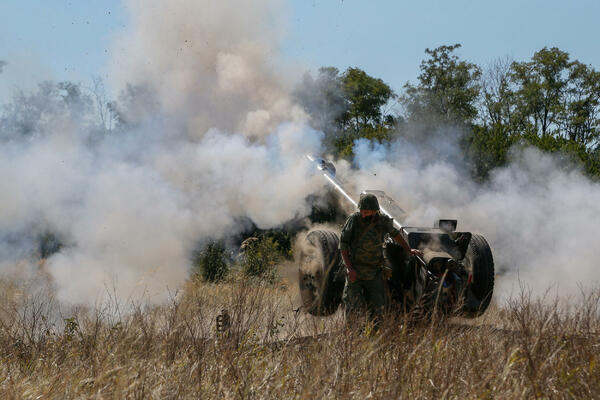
[463,234,495,317]
[297,230,344,316]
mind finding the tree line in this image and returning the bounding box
[2,44,599,181]
[295,44,600,180]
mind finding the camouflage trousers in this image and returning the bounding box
[343,271,386,325]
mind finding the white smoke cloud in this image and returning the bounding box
[0,0,324,305]
[348,136,600,301]
[1,118,324,304]
[108,0,304,139]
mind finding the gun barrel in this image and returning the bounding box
[307,155,431,268]
[307,155,406,229]
[306,155,357,208]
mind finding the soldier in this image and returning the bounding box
[339,193,422,325]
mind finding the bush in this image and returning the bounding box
[192,242,229,282]
[239,237,283,284]
[37,231,63,259]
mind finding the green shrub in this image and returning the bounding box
[192,242,229,282]
[239,237,283,284]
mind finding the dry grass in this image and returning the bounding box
[0,275,598,399]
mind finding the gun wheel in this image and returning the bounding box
[297,230,343,316]
[463,234,495,317]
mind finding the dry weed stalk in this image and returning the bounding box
[0,278,597,398]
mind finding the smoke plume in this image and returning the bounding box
[0,0,323,305]
[108,0,305,139]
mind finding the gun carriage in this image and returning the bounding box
[298,156,495,318]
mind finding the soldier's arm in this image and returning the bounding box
[340,249,357,283]
[391,232,411,252]
[388,218,423,257]
[392,232,423,257]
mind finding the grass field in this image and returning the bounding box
[0,273,598,399]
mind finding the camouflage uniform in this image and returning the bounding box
[339,210,400,321]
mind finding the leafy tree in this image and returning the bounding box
[338,67,396,132]
[472,49,600,178]
[335,67,396,156]
[502,48,600,176]
[295,66,396,158]
[561,61,600,147]
[468,58,522,179]
[466,124,520,180]
[479,57,521,133]
[587,146,600,177]
[510,47,572,138]
[402,44,481,126]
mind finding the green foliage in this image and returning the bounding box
[339,67,396,132]
[300,44,600,181]
[296,66,396,158]
[479,57,522,136]
[402,44,481,126]
[510,47,572,138]
[562,61,600,147]
[239,237,284,284]
[587,147,600,177]
[335,68,396,157]
[465,124,518,180]
[263,230,293,258]
[521,130,600,177]
[192,242,229,283]
[473,47,600,177]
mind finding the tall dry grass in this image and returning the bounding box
[0,276,598,399]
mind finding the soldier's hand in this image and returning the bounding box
[347,268,357,283]
[382,268,393,280]
[410,249,423,257]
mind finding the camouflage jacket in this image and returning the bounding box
[339,212,400,280]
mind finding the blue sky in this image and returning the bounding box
[0,0,125,102]
[1,0,599,103]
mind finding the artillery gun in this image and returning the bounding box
[298,156,495,318]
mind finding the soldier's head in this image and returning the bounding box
[358,193,379,218]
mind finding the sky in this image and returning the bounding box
[1,0,600,104]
